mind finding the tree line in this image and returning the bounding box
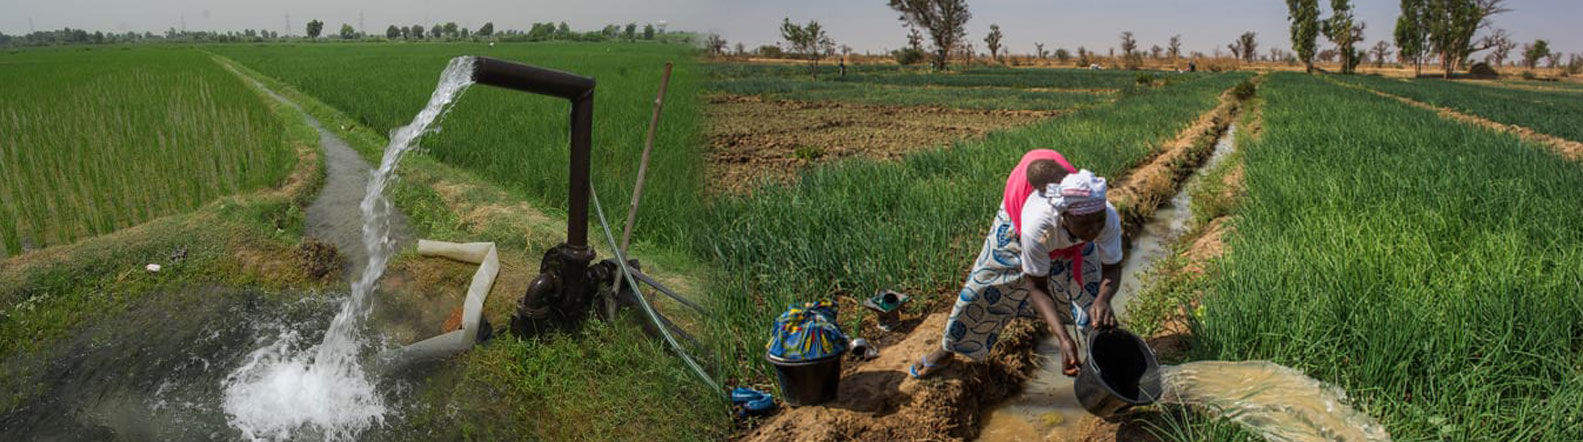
[1,20,683,48]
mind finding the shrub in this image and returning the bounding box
[893,47,926,65]
[1232,79,1257,100]
[1134,73,1157,85]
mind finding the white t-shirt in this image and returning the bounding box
[1018,192,1123,277]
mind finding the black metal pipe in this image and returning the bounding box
[468,56,596,249]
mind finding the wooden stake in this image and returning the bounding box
[620,62,673,254]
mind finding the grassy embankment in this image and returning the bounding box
[0,47,295,256]
[1182,73,1583,440]
[1337,75,1583,142]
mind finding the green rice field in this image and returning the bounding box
[215,43,708,247]
[0,47,294,256]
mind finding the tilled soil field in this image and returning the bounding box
[705,95,1061,193]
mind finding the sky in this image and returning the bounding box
[3,0,1579,56]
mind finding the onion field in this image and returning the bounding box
[1190,73,1583,440]
[697,71,1251,379]
[0,47,293,256]
[1337,75,1583,142]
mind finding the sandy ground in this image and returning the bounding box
[705,95,1060,193]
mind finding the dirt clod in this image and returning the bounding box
[294,237,342,281]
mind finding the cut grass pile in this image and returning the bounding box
[215,42,707,247]
[696,72,1250,379]
[0,47,293,256]
[1191,73,1583,440]
[1338,75,1583,142]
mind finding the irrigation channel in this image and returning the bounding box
[977,124,1391,442]
[0,58,477,441]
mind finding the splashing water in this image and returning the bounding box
[1161,361,1392,442]
[221,57,476,441]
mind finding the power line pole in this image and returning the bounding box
[359,11,365,35]
[284,13,291,37]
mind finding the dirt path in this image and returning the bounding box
[735,81,1249,442]
[706,95,1063,193]
[1331,78,1583,161]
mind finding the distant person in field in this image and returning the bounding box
[910,149,1123,379]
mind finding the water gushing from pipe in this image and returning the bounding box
[221,57,476,441]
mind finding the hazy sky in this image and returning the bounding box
[4,0,1578,56]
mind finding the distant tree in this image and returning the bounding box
[1371,41,1392,67]
[429,25,441,39]
[1076,46,1090,65]
[443,22,458,38]
[888,0,972,70]
[1119,31,1137,56]
[643,24,655,40]
[706,34,728,56]
[734,42,746,56]
[1228,32,1258,62]
[1544,51,1561,69]
[1566,54,1583,75]
[984,24,1004,62]
[1522,39,1550,69]
[1317,48,1339,62]
[1478,29,1514,67]
[1395,0,1430,75]
[756,45,783,58]
[461,28,469,39]
[1150,45,1163,59]
[1324,0,1367,73]
[411,24,424,39]
[479,22,494,37]
[556,22,571,39]
[306,19,324,39]
[907,27,924,52]
[623,23,637,40]
[1168,34,1182,60]
[1426,0,1509,78]
[781,19,835,79]
[386,25,400,39]
[1286,0,1320,72]
[1054,48,1071,61]
[340,24,355,39]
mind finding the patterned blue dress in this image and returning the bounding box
[940,208,1101,361]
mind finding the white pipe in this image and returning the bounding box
[382,240,499,369]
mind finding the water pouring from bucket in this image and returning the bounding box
[221,57,477,441]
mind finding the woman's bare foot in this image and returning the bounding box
[909,349,953,379]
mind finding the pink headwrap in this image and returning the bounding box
[1003,149,1076,234]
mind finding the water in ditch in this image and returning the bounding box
[976,123,1388,442]
[219,56,476,441]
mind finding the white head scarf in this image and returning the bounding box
[1045,169,1108,215]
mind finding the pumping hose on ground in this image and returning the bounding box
[589,184,724,396]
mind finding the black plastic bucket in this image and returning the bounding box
[1074,328,1162,418]
[766,352,844,406]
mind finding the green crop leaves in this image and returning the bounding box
[0,47,293,256]
[1194,73,1583,440]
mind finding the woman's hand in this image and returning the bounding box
[1089,299,1116,329]
[1059,335,1081,377]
